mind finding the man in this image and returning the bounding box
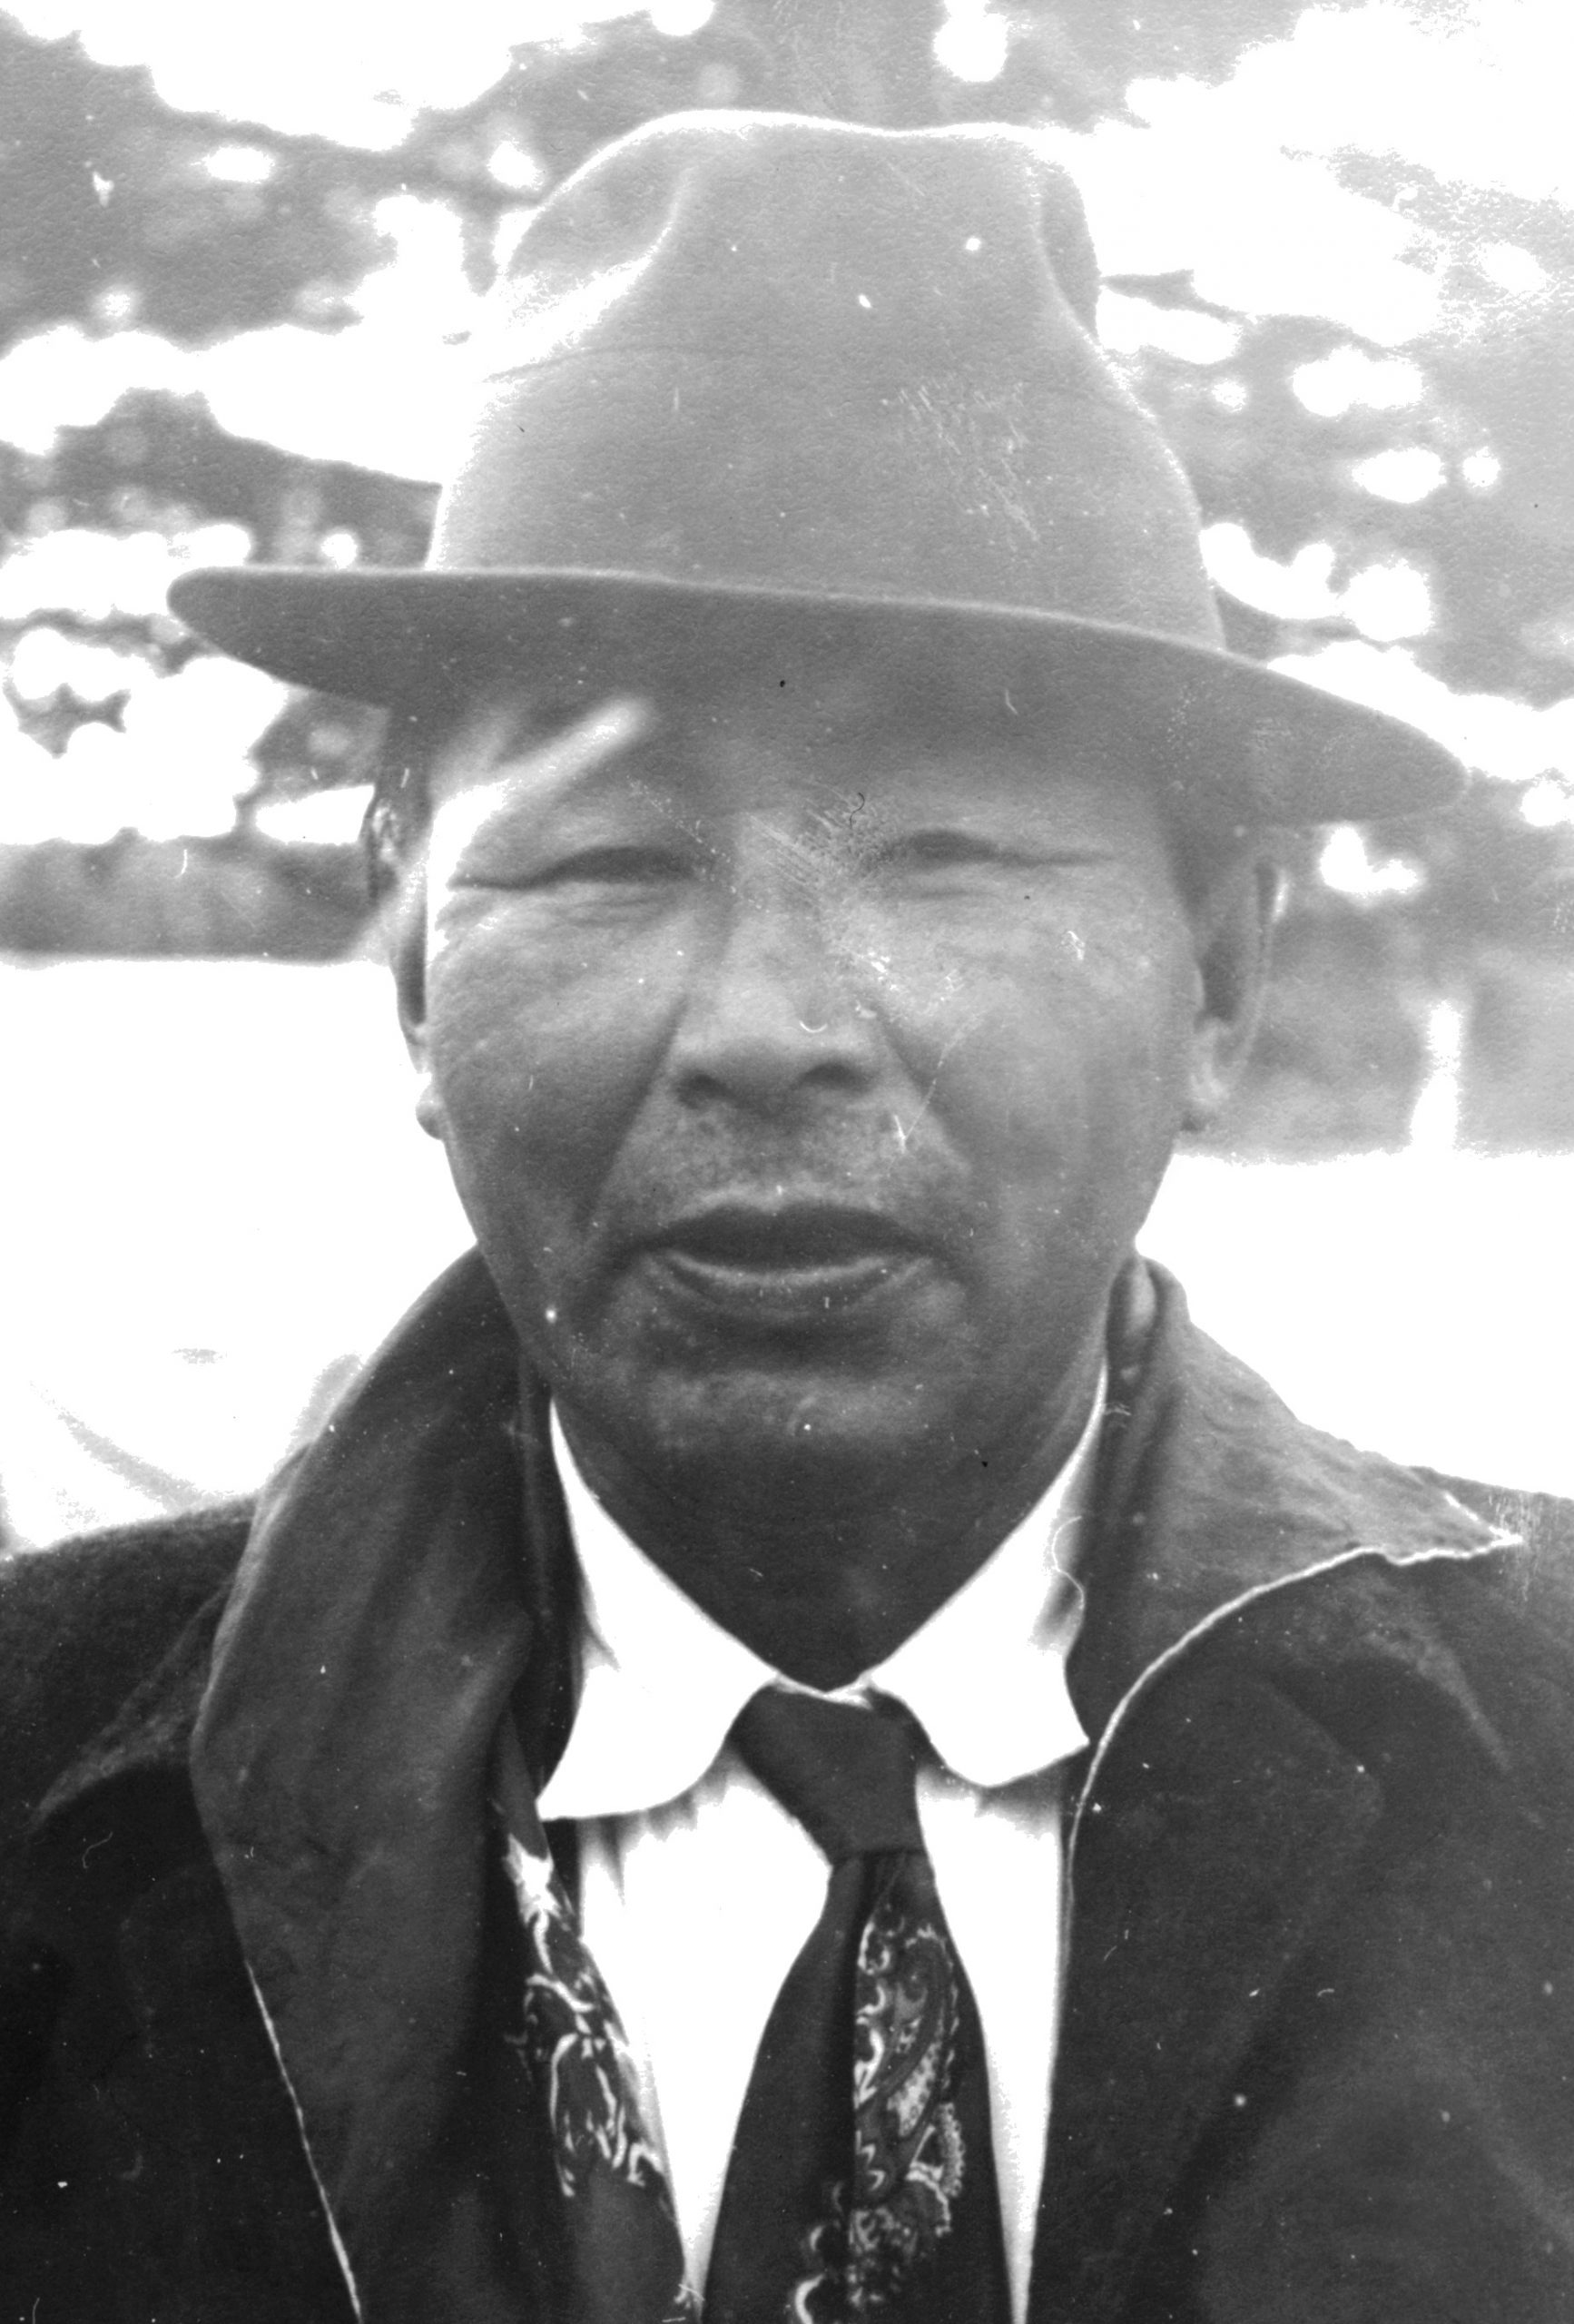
[4,109,1573,2324]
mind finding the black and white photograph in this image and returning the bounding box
[3,4,1573,2317]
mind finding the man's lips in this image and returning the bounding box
[635,1202,930,1324]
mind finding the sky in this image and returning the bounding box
[1,0,1569,196]
[7,0,1548,473]
[3,0,1574,848]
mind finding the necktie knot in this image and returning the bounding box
[731,1687,926,1864]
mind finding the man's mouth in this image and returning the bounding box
[638,1202,930,1325]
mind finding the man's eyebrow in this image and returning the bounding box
[479,694,654,787]
[429,695,655,871]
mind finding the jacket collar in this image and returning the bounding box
[1068,1257,1510,1752]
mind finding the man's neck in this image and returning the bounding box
[553,1359,1105,1689]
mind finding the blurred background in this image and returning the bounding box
[2,0,1572,1547]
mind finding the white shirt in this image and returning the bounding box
[537,1395,1101,2321]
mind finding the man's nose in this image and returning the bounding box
[667,872,883,1116]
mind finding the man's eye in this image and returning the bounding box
[903,832,999,866]
[874,833,1103,879]
[541,845,688,886]
[874,832,1013,872]
[456,842,695,894]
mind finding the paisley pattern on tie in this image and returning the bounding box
[703,1689,1009,2323]
[792,1891,968,2319]
[502,1829,674,2203]
[500,1826,702,2323]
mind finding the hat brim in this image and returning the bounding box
[169,565,1463,826]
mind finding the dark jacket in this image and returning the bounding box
[4,1256,1574,2323]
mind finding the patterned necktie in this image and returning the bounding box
[494,1719,701,2323]
[703,1689,1012,2324]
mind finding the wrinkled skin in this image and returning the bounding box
[398,657,1272,1679]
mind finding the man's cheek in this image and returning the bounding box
[428,979,660,1194]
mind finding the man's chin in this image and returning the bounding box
[560,1357,961,1520]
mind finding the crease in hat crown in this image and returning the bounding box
[168,107,1465,825]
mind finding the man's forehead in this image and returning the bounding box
[424,641,1155,790]
[442,646,941,749]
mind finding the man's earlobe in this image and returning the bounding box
[413,1076,444,1141]
[1182,855,1279,1134]
[384,864,444,1141]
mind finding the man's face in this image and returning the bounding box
[404,654,1244,1516]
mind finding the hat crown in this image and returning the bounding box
[484,111,1103,361]
[165,109,1465,823]
[429,109,1222,645]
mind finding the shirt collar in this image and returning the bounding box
[536,1390,1100,1820]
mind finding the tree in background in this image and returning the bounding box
[1,0,1571,1147]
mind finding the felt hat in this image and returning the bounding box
[169,109,1461,823]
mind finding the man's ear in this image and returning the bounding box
[384,862,444,1142]
[1182,852,1281,1135]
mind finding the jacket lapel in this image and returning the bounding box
[1028,1264,1511,2323]
[1033,1649,1379,2322]
[20,1255,588,2324]
[187,1251,577,2318]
